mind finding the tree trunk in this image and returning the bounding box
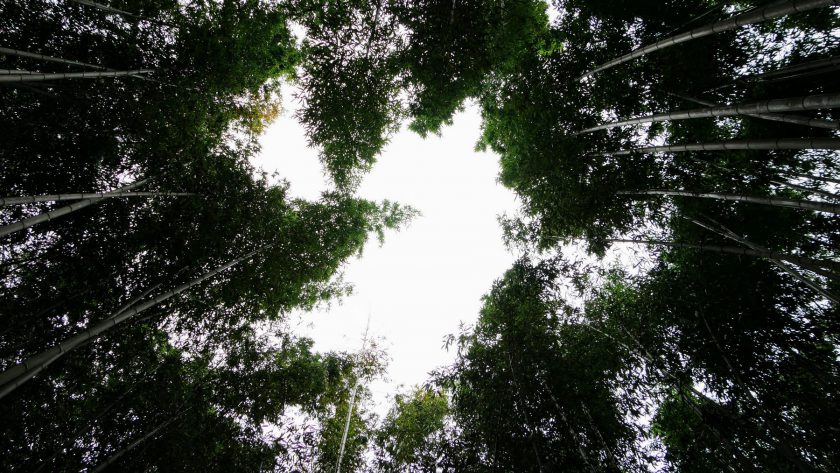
[594,138,840,156]
[0,246,268,398]
[0,70,153,83]
[618,189,840,214]
[0,191,195,206]
[608,238,840,272]
[0,179,149,238]
[579,0,835,79]
[579,93,840,133]
[0,46,107,70]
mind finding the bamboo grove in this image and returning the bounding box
[2,0,839,472]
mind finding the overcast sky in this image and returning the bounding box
[254,89,520,412]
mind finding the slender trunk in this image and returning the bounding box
[506,352,547,473]
[579,400,620,472]
[681,154,839,200]
[663,91,840,131]
[0,246,268,397]
[0,69,35,75]
[607,238,840,272]
[0,179,149,238]
[618,189,840,214]
[33,363,165,473]
[769,179,839,201]
[686,217,839,303]
[335,383,359,473]
[688,215,839,279]
[579,0,835,79]
[0,70,152,83]
[335,320,370,473]
[69,0,142,20]
[0,46,107,70]
[0,191,195,207]
[593,138,840,157]
[91,411,186,473]
[68,0,174,27]
[586,323,743,473]
[539,377,597,472]
[700,316,815,473]
[786,172,840,185]
[0,352,63,399]
[578,93,840,134]
[753,55,840,79]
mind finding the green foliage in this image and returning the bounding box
[373,387,449,472]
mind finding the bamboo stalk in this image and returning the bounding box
[90,411,188,472]
[608,238,840,268]
[593,138,840,156]
[578,93,840,134]
[618,189,840,214]
[686,216,839,303]
[579,0,836,79]
[0,191,195,206]
[69,0,142,20]
[0,179,149,238]
[0,69,152,83]
[0,46,107,70]
[0,245,269,397]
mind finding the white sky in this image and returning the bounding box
[255,88,520,413]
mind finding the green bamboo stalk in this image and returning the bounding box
[0,191,195,206]
[0,246,269,398]
[0,46,107,70]
[593,138,840,156]
[618,189,840,214]
[608,238,840,267]
[579,0,836,79]
[69,0,142,20]
[90,411,187,472]
[0,179,149,238]
[0,69,152,83]
[578,93,840,134]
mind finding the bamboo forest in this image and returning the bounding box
[2,0,840,471]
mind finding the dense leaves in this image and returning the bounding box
[3,0,839,471]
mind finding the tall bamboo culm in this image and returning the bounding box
[579,0,836,79]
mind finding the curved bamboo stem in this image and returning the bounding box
[593,138,840,156]
[608,238,840,271]
[618,189,840,214]
[0,70,152,83]
[579,92,840,134]
[0,191,195,206]
[579,0,836,79]
[0,46,107,70]
[0,245,269,397]
[0,179,149,238]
